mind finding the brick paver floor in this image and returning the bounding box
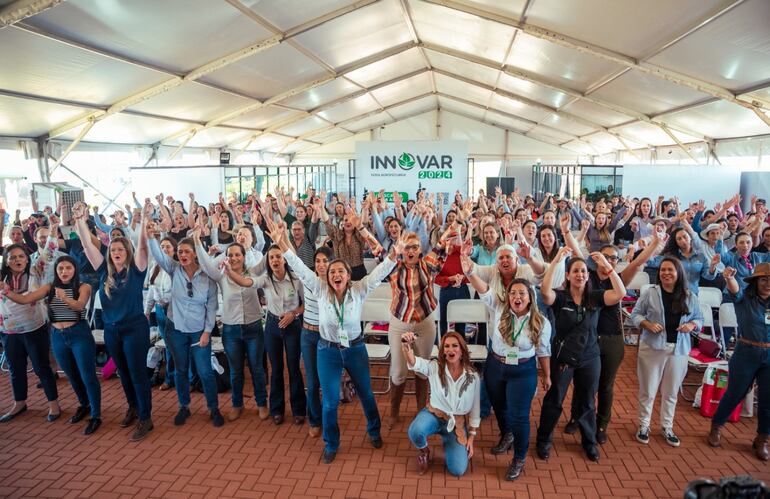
[0,345,767,498]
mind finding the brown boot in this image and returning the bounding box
[753,434,769,461]
[417,447,431,475]
[707,423,723,448]
[414,378,429,411]
[387,383,406,429]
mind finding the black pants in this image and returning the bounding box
[537,355,601,449]
[351,264,367,281]
[1,324,58,402]
[569,334,625,430]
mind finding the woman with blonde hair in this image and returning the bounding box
[462,251,552,481]
[71,201,153,441]
[403,330,480,477]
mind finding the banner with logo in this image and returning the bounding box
[355,140,468,201]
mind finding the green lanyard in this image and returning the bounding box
[510,316,529,345]
[332,291,347,328]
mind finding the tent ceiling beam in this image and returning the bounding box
[422,42,708,141]
[161,41,418,144]
[423,0,769,120]
[0,0,64,28]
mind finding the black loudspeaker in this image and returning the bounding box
[486,177,516,195]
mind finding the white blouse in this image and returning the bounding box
[479,289,552,359]
[283,249,396,343]
[410,357,481,431]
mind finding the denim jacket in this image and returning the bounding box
[630,285,703,355]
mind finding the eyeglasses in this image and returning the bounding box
[604,255,619,262]
[404,244,420,251]
[186,281,193,298]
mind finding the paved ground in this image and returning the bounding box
[0,345,767,498]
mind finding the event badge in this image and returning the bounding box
[339,329,350,348]
[765,309,770,325]
[506,346,519,365]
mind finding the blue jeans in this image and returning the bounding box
[1,324,58,402]
[408,408,469,477]
[155,304,174,385]
[301,328,322,428]
[103,315,152,420]
[222,321,267,408]
[484,354,538,459]
[264,314,305,417]
[317,340,380,453]
[713,343,770,434]
[166,324,219,411]
[50,320,101,418]
[439,285,470,335]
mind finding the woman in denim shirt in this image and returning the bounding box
[648,226,716,295]
[630,257,703,448]
[707,264,770,461]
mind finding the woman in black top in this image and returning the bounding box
[4,255,101,434]
[536,247,625,462]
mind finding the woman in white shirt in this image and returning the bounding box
[402,330,480,477]
[194,233,268,422]
[227,244,304,426]
[462,253,552,481]
[144,237,175,391]
[268,219,404,464]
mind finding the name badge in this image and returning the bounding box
[506,346,519,365]
[765,310,770,325]
[339,329,350,348]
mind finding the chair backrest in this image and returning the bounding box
[640,283,655,296]
[698,287,723,309]
[627,272,650,291]
[699,302,714,337]
[718,303,738,328]
[363,258,377,273]
[362,298,391,322]
[446,299,488,324]
[368,282,391,300]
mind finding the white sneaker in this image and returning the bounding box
[636,426,650,444]
[662,428,681,447]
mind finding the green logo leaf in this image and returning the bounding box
[398,152,415,169]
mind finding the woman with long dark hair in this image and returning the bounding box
[3,255,101,434]
[194,234,268,422]
[536,247,625,463]
[145,236,176,390]
[72,201,153,441]
[463,255,552,480]
[402,331,481,477]
[227,244,305,426]
[708,264,770,461]
[148,230,223,428]
[630,257,703,447]
[0,241,60,423]
[268,219,403,463]
[652,225,715,294]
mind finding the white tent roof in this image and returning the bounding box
[1,0,769,160]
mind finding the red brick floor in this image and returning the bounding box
[0,346,767,498]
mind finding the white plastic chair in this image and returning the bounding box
[368,282,391,300]
[362,298,391,336]
[363,258,378,273]
[718,302,738,351]
[365,344,391,394]
[446,300,488,362]
[698,287,723,310]
[88,293,105,346]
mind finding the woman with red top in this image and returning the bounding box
[386,228,453,429]
[436,221,469,336]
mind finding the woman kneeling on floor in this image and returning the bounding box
[403,331,480,477]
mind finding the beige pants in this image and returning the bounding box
[637,342,688,429]
[388,315,437,385]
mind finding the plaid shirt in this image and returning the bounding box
[389,244,446,323]
[324,220,366,269]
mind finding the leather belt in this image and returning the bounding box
[302,322,320,332]
[319,336,365,349]
[491,351,534,364]
[738,338,770,349]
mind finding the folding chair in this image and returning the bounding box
[88,293,105,346]
[446,300,488,362]
[698,287,723,310]
[368,282,392,300]
[681,303,723,402]
[622,273,650,345]
[718,303,738,355]
[361,298,392,394]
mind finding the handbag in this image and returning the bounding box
[555,329,589,367]
[698,337,721,358]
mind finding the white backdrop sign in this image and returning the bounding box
[355,140,468,201]
[622,164,741,206]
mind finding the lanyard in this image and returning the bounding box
[332,291,348,327]
[510,316,529,345]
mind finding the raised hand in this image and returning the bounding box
[460,253,473,274]
[722,266,737,280]
[554,246,572,262]
[559,213,571,232]
[590,251,613,272]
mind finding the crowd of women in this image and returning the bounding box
[0,185,768,480]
